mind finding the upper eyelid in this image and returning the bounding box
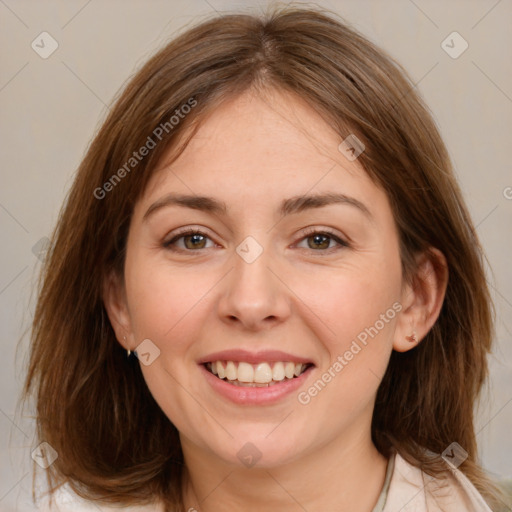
[163,228,215,246]
[297,229,349,249]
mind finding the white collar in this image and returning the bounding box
[383,451,493,512]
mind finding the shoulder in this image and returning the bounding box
[383,451,493,512]
[36,484,165,512]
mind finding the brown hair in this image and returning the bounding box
[20,5,506,511]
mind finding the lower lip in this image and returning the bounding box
[199,364,314,405]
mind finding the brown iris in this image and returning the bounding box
[183,233,207,249]
[307,233,331,250]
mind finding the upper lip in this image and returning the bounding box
[198,349,315,366]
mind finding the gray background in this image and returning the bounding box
[1,0,511,510]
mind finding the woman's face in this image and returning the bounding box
[117,89,409,468]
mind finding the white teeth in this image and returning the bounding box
[225,361,237,381]
[207,360,310,384]
[284,362,295,379]
[272,362,286,381]
[217,361,225,379]
[237,362,254,382]
[254,363,273,383]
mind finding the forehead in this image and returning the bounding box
[138,89,386,218]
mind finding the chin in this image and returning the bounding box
[211,430,309,469]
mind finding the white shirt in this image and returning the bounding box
[382,451,493,511]
[39,451,493,512]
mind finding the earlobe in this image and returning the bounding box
[405,331,417,343]
[102,270,133,351]
[394,324,421,353]
[393,248,448,353]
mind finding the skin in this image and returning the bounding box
[104,87,448,512]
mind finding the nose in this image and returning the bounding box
[217,243,292,331]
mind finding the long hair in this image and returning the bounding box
[20,6,505,511]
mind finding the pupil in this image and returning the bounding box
[310,234,329,249]
[186,234,205,249]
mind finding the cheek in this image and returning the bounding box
[295,271,400,417]
[289,254,402,412]
[125,255,209,348]
[293,266,401,355]
[124,257,213,429]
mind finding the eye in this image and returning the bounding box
[163,228,216,251]
[295,228,349,252]
[162,227,350,253]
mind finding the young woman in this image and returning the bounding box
[22,6,508,512]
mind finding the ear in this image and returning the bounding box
[102,270,134,352]
[394,248,448,352]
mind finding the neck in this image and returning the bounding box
[180,424,388,512]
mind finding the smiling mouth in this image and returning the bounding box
[204,360,314,387]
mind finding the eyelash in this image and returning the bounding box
[162,227,350,254]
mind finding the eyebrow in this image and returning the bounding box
[143,192,372,221]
